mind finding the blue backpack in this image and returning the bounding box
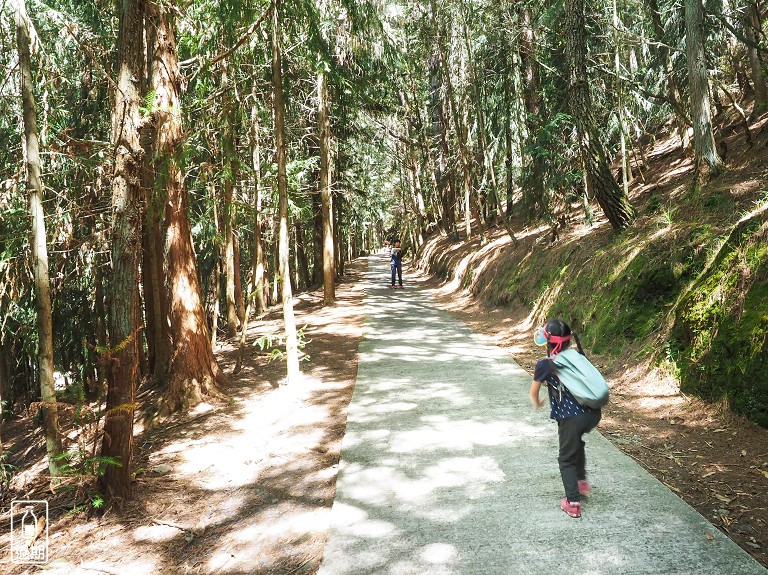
[552,349,610,409]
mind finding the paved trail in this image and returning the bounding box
[319,254,767,575]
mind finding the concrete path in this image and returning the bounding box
[318,255,767,575]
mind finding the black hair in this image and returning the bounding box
[544,318,585,356]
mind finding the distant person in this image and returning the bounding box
[529,319,602,518]
[390,240,404,288]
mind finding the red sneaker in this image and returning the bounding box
[578,480,591,496]
[560,497,581,518]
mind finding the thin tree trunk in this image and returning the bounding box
[613,0,630,196]
[16,0,63,476]
[250,94,266,314]
[102,0,145,502]
[428,50,456,238]
[273,0,300,384]
[743,2,767,113]
[684,0,723,177]
[433,0,480,240]
[565,0,635,231]
[519,5,546,218]
[142,21,171,386]
[294,221,311,289]
[207,181,221,348]
[148,4,226,413]
[317,68,336,304]
[222,68,239,338]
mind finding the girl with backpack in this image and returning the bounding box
[529,319,602,518]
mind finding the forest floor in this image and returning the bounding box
[1,252,767,573]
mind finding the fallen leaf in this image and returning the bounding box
[706,533,715,541]
[715,493,734,504]
[741,450,747,457]
[759,469,768,479]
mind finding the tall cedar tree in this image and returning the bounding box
[102,0,144,502]
[148,3,227,413]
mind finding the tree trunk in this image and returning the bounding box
[102,0,145,502]
[273,0,301,384]
[432,0,480,241]
[222,67,239,338]
[335,191,345,276]
[684,0,723,177]
[518,5,547,219]
[207,181,221,348]
[16,0,63,476]
[399,91,428,244]
[565,0,635,231]
[429,50,456,238]
[318,69,336,304]
[148,4,226,413]
[743,3,767,114]
[250,94,266,314]
[142,21,171,387]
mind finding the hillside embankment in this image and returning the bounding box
[415,120,768,428]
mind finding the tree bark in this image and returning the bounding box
[16,0,63,476]
[318,69,336,304]
[743,2,767,113]
[142,18,171,386]
[432,0,481,241]
[273,0,301,384]
[250,94,267,314]
[102,0,145,502]
[427,49,456,238]
[518,5,546,219]
[565,0,635,230]
[684,0,723,177]
[222,66,239,338]
[148,4,226,413]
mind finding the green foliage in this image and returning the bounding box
[54,450,122,478]
[0,451,18,493]
[255,326,311,363]
[53,450,119,511]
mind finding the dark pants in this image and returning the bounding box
[391,262,402,286]
[558,409,602,502]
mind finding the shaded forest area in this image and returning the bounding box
[1,0,767,560]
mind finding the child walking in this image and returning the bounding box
[529,319,602,518]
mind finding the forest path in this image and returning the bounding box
[318,252,767,575]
